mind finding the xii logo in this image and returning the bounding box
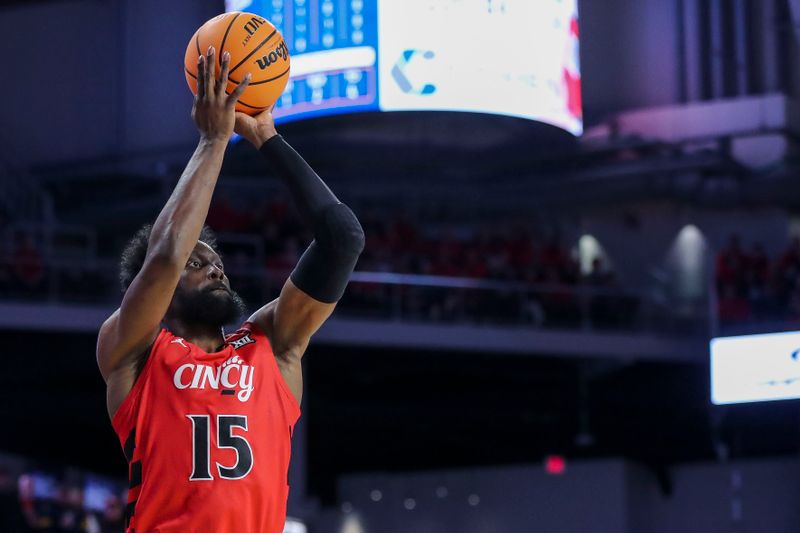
[230,334,255,350]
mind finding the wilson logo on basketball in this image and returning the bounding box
[256,41,289,70]
[173,355,255,402]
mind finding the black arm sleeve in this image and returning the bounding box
[259,135,364,303]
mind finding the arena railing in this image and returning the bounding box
[0,256,709,336]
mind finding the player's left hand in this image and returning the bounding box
[234,104,278,149]
[193,47,251,142]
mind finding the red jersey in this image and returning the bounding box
[111,321,300,533]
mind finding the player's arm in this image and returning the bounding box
[96,48,251,382]
[236,109,364,402]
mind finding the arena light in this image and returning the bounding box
[545,455,567,475]
[577,234,609,275]
[672,225,705,270]
[283,518,307,533]
[666,224,709,300]
[341,514,366,533]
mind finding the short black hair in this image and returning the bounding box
[119,223,220,292]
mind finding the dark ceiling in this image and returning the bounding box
[0,0,83,7]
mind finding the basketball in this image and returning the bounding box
[184,12,291,115]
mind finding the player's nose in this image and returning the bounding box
[207,265,224,280]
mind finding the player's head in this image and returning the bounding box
[119,223,247,328]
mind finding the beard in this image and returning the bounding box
[172,285,248,329]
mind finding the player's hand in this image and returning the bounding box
[234,103,278,148]
[192,46,251,142]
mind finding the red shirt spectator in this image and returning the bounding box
[718,283,751,322]
[747,242,770,285]
[13,235,44,289]
[716,235,747,289]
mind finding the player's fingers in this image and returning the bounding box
[227,73,252,107]
[217,51,231,97]
[196,55,206,100]
[205,46,215,96]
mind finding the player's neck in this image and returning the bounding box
[166,319,226,353]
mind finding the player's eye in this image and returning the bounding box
[188,260,201,268]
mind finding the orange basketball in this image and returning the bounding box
[184,12,291,115]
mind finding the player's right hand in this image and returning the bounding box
[192,46,251,142]
[234,103,278,149]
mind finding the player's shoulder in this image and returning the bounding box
[132,327,175,362]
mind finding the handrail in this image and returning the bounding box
[349,271,643,298]
[6,257,644,301]
[0,255,709,336]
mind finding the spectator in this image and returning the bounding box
[100,494,123,532]
[584,257,614,286]
[715,234,800,327]
[718,283,751,323]
[0,466,32,532]
[748,242,770,285]
[716,235,747,293]
[13,233,45,293]
[206,193,253,232]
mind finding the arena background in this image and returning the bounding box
[2,0,800,532]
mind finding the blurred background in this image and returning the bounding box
[2,0,800,531]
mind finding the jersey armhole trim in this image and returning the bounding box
[242,320,302,417]
[110,328,165,431]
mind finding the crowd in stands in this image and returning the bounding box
[0,230,109,303]
[0,232,45,297]
[208,196,629,327]
[716,234,800,326]
[0,462,124,533]
[208,194,605,283]
[1,196,631,328]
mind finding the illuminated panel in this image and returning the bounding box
[226,0,581,134]
[711,331,800,405]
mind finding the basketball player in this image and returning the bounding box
[95,47,364,532]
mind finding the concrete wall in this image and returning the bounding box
[628,458,800,533]
[0,0,221,168]
[335,460,629,533]
[322,457,800,533]
[578,0,682,122]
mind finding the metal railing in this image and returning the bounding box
[0,253,710,336]
[340,271,707,334]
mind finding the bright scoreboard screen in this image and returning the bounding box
[711,331,800,405]
[225,0,582,135]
